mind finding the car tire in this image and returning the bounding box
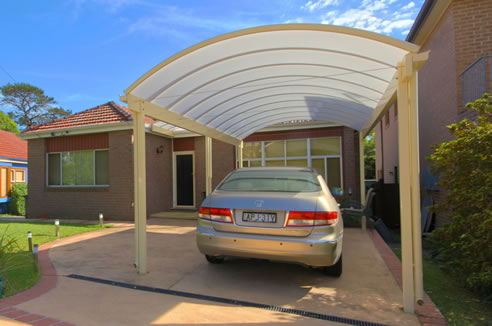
[323,254,342,277]
[205,255,225,264]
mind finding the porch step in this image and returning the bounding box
[150,210,198,220]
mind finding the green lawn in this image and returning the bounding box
[0,220,109,297]
[393,248,491,326]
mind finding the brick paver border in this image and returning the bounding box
[0,243,76,325]
[368,229,448,326]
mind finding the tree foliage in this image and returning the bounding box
[364,132,376,179]
[0,110,19,134]
[428,93,492,295]
[0,83,71,130]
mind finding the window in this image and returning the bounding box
[47,150,109,186]
[10,169,26,183]
[240,137,343,192]
[219,170,321,193]
[0,167,9,198]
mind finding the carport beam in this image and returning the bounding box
[130,97,147,275]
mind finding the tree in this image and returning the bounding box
[364,132,376,179]
[0,83,72,130]
[0,110,19,134]
[428,93,492,295]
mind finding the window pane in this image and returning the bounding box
[219,170,321,192]
[312,159,325,180]
[95,151,109,185]
[48,153,61,185]
[287,140,307,157]
[76,151,94,185]
[0,168,7,197]
[62,152,76,185]
[287,159,308,167]
[327,158,341,190]
[15,170,25,183]
[265,160,284,166]
[311,138,340,156]
[250,160,262,167]
[264,141,284,158]
[242,161,249,167]
[243,142,262,159]
[11,170,15,182]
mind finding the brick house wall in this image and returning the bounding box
[375,0,492,227]
[27,130,135,220]
[146,133,173,215]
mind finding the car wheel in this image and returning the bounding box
[205,255,224,264]
[323,254,342,277]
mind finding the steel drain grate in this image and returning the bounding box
[67,274,390,326]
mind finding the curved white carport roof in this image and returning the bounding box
[125,24,420,143]
[123,24,428,314]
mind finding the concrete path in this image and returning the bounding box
[8,219,422,326]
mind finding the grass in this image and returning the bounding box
[393,248,491,326]
[0,220,110,297]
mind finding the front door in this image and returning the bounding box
[174,153,195,207]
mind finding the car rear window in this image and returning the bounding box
[218,170,321,192]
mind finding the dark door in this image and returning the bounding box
[176,154,194,206]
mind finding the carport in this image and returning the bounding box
[120,24,428,313]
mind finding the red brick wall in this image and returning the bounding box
[27,130,135,220]
[173,137,195,151]
[46,133,108,152]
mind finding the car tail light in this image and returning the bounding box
[286,211,338,227]
[199,207,233,223]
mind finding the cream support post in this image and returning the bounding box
[359,132,366,231]
[129,96,147,275]
[397,52,427,312]
[205,136,213,195]
[237,141,244,168]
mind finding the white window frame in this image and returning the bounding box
[240,136,344,191]
[46,148,109,188]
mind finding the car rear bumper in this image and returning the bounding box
[196,224,342,267]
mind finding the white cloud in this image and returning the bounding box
[312,0,421,37]
[401,29,410,35]
[402,1,415,10]
[301,0,339,12]
[382,19,414,33]
[284,17,304,23]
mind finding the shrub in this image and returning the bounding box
[428,94,492,295]
[8,183,28,216]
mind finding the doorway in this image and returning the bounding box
[174,152,195,208]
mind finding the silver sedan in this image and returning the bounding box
[196,167,343,276]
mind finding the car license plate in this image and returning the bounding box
[242,212,277,223]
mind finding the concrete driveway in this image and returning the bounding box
[14,219,420,326]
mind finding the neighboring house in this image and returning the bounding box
[375,0,492,227]
[21,101,361,220]
[0,130,28,213]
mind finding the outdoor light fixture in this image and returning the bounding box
[27,231,33,252]
[99,213,104,228]
[55,219,60,237]
[156,145,164,154]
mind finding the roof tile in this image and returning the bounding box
[23,101,152,134]
[0,130,27,160]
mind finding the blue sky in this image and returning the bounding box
[0,0,424,114]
